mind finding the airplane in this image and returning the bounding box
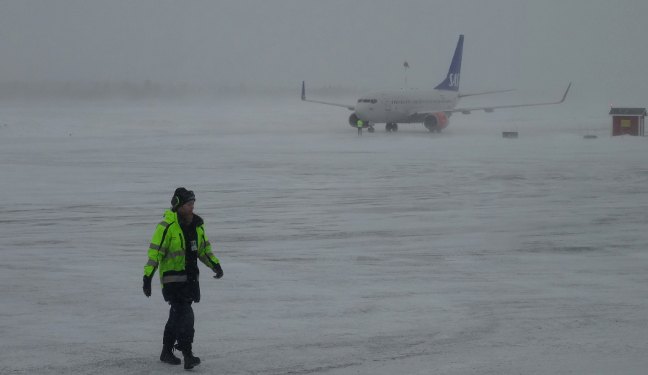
[301,35,571,133]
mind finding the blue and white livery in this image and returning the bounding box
[301,35,570,133]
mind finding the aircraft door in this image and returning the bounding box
[382,94,392,112]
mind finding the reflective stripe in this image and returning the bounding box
[162,274,187,283]
[158,221,170,229]
[149,243,161,251]
[158,246,169,256]
[167,250,184,259]
[146,259,158,267]
[198,241,207,251]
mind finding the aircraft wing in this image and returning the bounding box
[451,83,571,114]
[458,88,514,98]
[301,81,355,111]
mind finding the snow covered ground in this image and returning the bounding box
[1,96,648,374]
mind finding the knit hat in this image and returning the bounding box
[171,187,195,211]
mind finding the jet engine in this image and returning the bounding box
[348,113,361,128]
[423,112,449,132]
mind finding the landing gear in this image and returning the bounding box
[386,123,398,132]
[368,126,375,133]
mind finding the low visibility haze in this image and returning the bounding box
[1,0,647,108]
[2,2,648,374]
[2,97,648,374]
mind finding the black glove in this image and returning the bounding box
[143,275,152,297]
[213,263,224,279]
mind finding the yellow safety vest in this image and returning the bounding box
[143,210,220,286]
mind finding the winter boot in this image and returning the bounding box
[183,351,201,370]
[178,347,201,370]
[160,345,181,365]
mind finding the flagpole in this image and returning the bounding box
[403,61,409,88]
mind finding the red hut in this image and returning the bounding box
[609,107,646,136]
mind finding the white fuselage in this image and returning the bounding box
[355,89,458,124]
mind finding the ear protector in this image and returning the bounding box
[171,195,180,210]
[171,188,195,211]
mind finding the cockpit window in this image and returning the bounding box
[357,99,378,104]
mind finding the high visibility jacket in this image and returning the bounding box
[357,120,364,128]
[144,209,220,287]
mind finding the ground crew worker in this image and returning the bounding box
[143,187,224,370]
[357,119,364,136]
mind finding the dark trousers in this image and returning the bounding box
[162,281,199,351]
[163,299,195,351]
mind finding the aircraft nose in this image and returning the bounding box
[357,101,373,114]
[355,97,377,121]
[356,103,369,120]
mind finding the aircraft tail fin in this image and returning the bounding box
[434,34,463,91]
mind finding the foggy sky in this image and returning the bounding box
[1,0,647,105]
